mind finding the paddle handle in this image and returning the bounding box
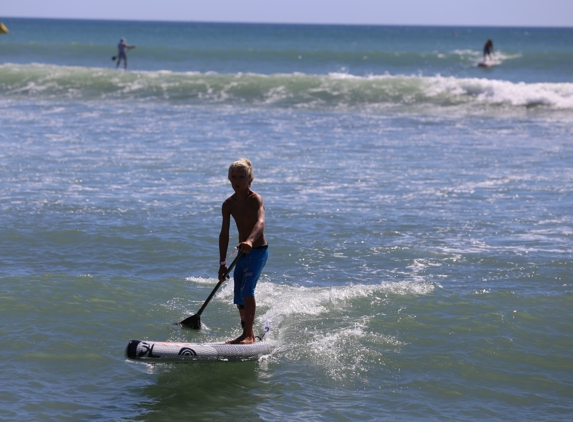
[194,251,243,317]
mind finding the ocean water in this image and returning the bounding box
[1,18,572,421]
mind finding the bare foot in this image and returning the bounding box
[225,333,244,344]
[225,334,256,344]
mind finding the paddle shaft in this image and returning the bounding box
[193,251,243,318]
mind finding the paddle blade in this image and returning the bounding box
[180,314,201,329]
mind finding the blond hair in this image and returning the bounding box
[228,158,254,183]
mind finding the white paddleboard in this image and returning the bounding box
[126,339,274,362]
[478,61,495,67]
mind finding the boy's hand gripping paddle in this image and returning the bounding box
[179,251,243,329]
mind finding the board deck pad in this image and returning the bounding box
[126,339,274,362]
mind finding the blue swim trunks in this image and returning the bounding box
[233,245,268,306]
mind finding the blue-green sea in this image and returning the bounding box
[1,18,572,421]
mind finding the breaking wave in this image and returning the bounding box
[2,63,573,112]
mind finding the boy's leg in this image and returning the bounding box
[227,247,267,344]
[238,305,245,328]
[227,298,255,344]
[242,296,256,340]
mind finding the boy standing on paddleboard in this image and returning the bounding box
[219,158,268,344]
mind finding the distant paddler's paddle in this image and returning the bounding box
[179,250,243,329]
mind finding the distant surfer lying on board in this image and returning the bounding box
[114,38,135,69]
[219,158,268,344]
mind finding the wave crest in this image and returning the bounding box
[1,63,572,112]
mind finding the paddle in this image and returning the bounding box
[179,251,243,329]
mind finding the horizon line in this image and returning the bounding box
[2,15,572,29]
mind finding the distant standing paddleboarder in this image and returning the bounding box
[114,38,136,70]
[483,39,494,62]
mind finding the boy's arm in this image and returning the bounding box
[218,201,231,280]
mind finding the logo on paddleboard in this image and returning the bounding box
[137,341,160,358]
[178,347,197,356]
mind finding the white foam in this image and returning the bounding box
[305,318,405,380]
[451,49,522,64]
[184,276,215,285]
[222,279,434,331]
[425,76,573,108]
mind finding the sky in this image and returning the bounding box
[2,0,573,27]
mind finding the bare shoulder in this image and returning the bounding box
[223,194,235,204]
[222,195,234,212]
[248,190,265,207]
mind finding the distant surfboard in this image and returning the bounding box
[0,22,9,34]
[478,61,495,68]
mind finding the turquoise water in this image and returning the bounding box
[1,18,572,421]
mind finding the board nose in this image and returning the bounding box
[125,340,141,359]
